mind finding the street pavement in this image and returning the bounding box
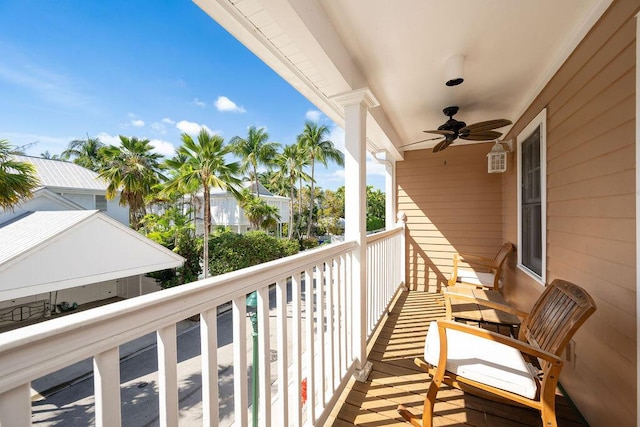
[30,284,301,426]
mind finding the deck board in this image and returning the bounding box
[326,290,585,427]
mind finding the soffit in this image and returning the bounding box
[199,0,609,154]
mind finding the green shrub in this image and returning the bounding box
[208,231,300,276]
[299,237,319,250]
[148,228,202,289]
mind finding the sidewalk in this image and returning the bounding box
[30,319,199,400]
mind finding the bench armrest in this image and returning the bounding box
[456,252,494,267]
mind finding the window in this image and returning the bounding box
[517,109,546,282]
[95,195,107,211]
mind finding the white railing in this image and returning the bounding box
[365,224,405,339]
[0,224,405,426]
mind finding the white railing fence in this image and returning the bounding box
[365,222,405,340]
[0,222,405,426]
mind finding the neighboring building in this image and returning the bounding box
[193,181,290,234]
[0,157,184,328]
[0,155,129,225]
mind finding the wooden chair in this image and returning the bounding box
[398,279,597,427]
[448,242,514,291]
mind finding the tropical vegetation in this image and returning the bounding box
[0,140,39,210]
[208,230,298,276]
[6,119,385,283]
[98,136,166,230]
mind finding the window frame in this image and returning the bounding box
[517,108,547,285]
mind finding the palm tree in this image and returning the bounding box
[165,129,241,278]
[229,126,280,195]
[99,136,165,230]
[61,134,105,172]
[0,140,39,210]
[238,188,281,231]
[40,151,61,160]
[273,143,311,239]
[298,121,344,237]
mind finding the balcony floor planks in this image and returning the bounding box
[325,291,584,427]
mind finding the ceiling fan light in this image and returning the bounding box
[487,140,507,173]
[445,55,464,86]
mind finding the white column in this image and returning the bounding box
[331,88,379,381]
[384,154,396,230]
[397,211,408,290]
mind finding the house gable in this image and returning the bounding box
[0,211,184,301]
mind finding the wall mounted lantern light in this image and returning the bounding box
[487,139,512,173]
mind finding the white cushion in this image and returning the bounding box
[424,321,538,399]
[456,270,496,287]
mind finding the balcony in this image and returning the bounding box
[0,224,581,426]
[327,292,583,427]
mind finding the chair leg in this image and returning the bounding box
[540,406,558,427]
[421,379,440,427]
[540,390,558,427]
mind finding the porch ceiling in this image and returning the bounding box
[196,0,610,157]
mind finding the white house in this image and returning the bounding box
[0,155,130,225]
[193,181,290,234]
[0,157,184,328]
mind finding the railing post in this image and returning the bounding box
[157,324,178,427]
[331,88,379,382]
[397,211,408,291]
[0,384,30,427]
[94,347,121,427]
[201,309,219,426]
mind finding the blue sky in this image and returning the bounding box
[0,0,385,191]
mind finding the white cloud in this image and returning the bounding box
[215,96,246,113]
[150,139,177,157]
[151,122,166,134]
[193,98,206,108]
[305,110,322,121]
[366,152,387,176]
[175,120,216,136]
[162,117,176,124]
[328,124,345,152]
[131,119,145,127]
[94,132,175,158]
[95,132,121,146]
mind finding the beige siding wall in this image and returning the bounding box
[397,144,503,292]
[499,2,638,425]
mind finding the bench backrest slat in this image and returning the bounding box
[520,279,596,361]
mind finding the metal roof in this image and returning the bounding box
[0,210,95,266]
[14,155,108,191]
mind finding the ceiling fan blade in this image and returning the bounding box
[423,129,455,136]
[401,136,444,148]
[432,138,454,153]
[459,130,503,141]
[460,119,512,134]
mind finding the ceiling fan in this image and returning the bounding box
[418,106,512,153]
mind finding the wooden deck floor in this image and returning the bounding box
[326,290,584,427]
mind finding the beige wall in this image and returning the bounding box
[397,144,503,292]
[397,2,638,424]
[499,1,638,425]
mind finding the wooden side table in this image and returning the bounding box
[444,286,521,335]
